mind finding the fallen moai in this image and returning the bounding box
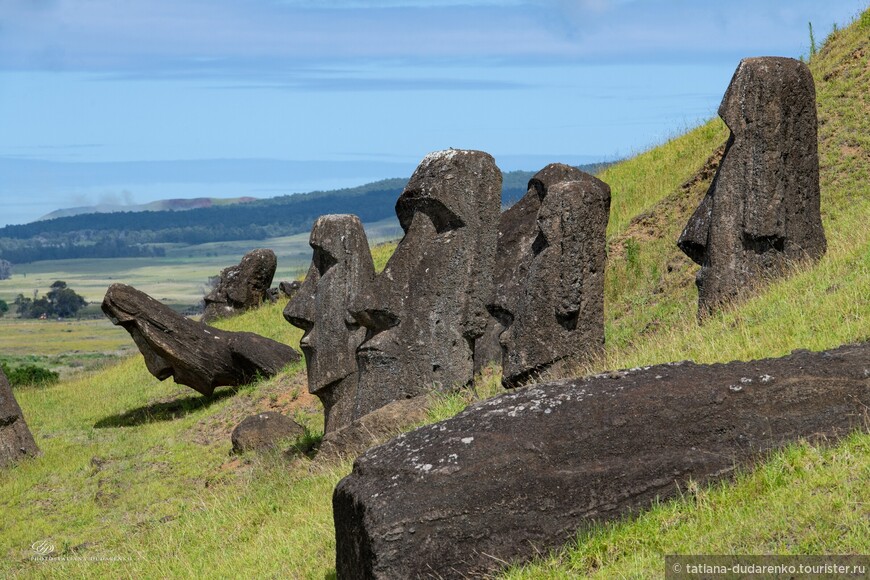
[103,283,300,396]
[284,215,375,433]
[0,366,40,469]
[202,248,278,324]
[349,149,500,416]
[334,342,870,579]
[487,165,610,387]
[678,57,826,318]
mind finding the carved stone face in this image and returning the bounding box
[350,149,501,415]
[284,215,374,397]
[493,174,610,388]
[677,57,825,317]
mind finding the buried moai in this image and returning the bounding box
[202,248,278,324]
[349,149,501,416]
[678,57,826,318]
[284,215,375,433]
[103,283,299,396]
[485,164,610,388]
[0,366,40,469]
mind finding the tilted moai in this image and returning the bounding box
[349,149,501,416]
[202,248,278,324]
[284,215,375,433]
[678,57,826,318]
[0,366,40,469]
[103,283,299,396]
[490,165,611,388]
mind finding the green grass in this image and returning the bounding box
[1,10,868,579]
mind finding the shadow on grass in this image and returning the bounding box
[94,387,239,428]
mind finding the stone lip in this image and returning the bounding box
[333,342,870,579]
[0,367,40,469]
[103,283,300,396]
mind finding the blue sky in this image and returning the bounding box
[0,0,866,227]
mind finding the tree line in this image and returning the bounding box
[0,165,610,265]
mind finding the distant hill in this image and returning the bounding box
[0,163,610,264]
[38,197,258,221]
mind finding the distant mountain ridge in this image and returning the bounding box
[0,163,611,264]
[39,197,258,221]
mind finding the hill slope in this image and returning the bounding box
[0,10,867,579]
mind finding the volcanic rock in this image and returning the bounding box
[334,342,870,579]
[349,149,501,416]
[678,57,826,318]
[231,411,304,454]
[284,215,375,433]
[202,248,278,324]
[316,395,432,463]
[0,366,40,468]
[102,283,300,396]
[487,166,610,387]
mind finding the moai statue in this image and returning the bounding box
[350,149,501,416]
[103,284,299,396]
[474,163,593,374]
[678,57,826,318]
[492,170,610,388]
[0,366,40,469]
[202,248,278,324]
[283,215,375,433]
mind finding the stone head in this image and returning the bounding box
[284,215,374,395]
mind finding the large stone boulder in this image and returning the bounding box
[202,248,278,324]
[349,149,501,416]
[334,342,870,579]
[678,57,826,318]
[284,215,375,433]
[486,165,610,387]
[103,283,300,396]
[0,366,40,468]
[231,411,304,454]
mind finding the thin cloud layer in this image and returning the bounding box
[1,0,864,76]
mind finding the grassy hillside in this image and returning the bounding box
[1,10,867,579]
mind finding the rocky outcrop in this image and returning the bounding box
[103,283,300,396]
[0,366,40,468]
[486,165,610,387]
[349,149,501,416]
[231,411,304,454]
[678,57,826,318]
[202,248,278,323]
[284,215,375,433]
[334,343,870,579]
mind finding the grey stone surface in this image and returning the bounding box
[349,149,501,416]
[231,411,304,454]
[284,215,375,433]
[278,280,301,299]
[0,366,40,469]
[490,168,610,387]
[202,248,278,324]
[334,342,870,579]
[103,283,300,396]
[315,395,432,463]
[678,57,826,317]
